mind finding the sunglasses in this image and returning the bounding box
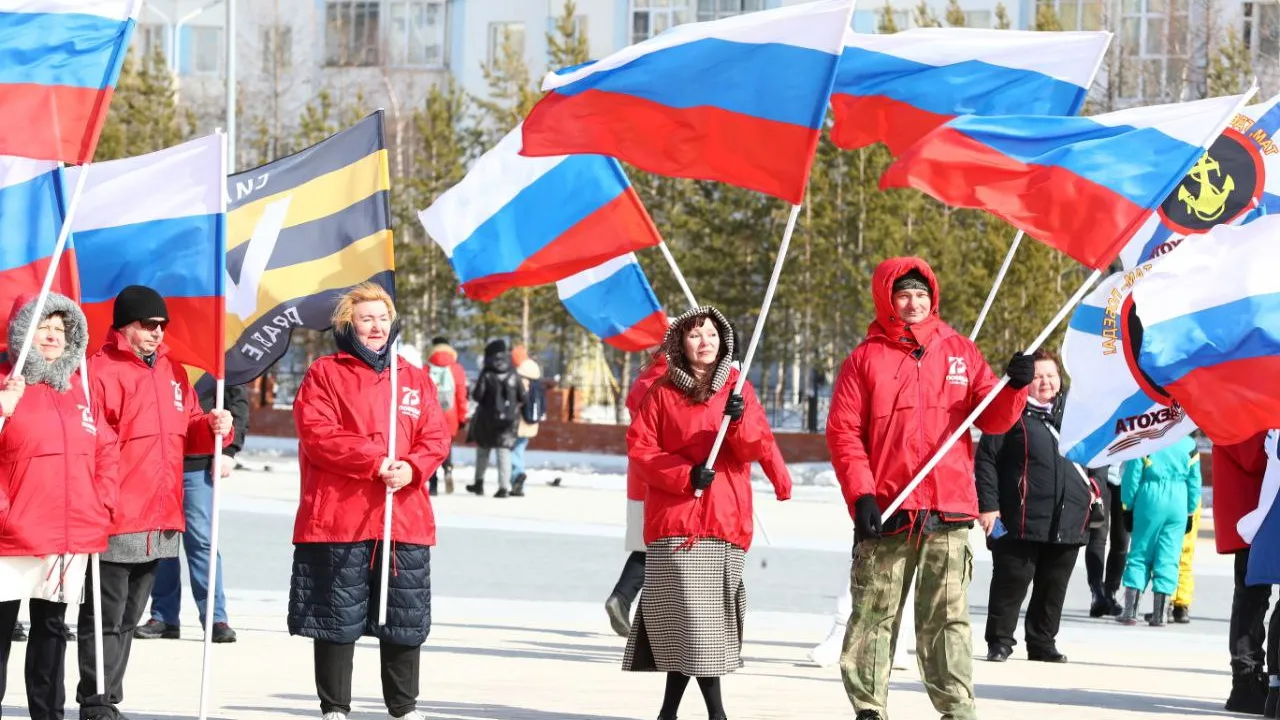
[138,319,169,332]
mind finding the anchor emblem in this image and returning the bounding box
[1177,153,1235,222]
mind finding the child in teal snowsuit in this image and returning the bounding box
[1118,435,1202,627]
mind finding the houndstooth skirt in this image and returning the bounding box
[622,536,746,676]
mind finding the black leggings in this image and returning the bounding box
[1,599,69,720]
[660,672,725,719]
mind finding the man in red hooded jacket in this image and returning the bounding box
[827,258,1033,720]
[77,285,231,720]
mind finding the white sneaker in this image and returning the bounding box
[390,712,424,720]
[807,621,845,667]
[322,714,347,720]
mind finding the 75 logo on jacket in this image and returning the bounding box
[399,388,422,419]
[946,356,969,387]
[170,381,184,411]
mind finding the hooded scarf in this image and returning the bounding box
[662,305,736,399]
[333,317,402,373]
[6,293,88,392]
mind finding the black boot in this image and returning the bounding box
[1149,593,1169,627]
[465,480,483,496]
[1227,672,1269,715]
[1089,582,1109,618]
[511,472,527,497]
[1265,681,1279,719]
[1117,588,1140,626]
[605,593,632,638]
[1104,584,1123,616]
[1172,604,1191,624]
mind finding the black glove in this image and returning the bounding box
[854,494,883,542]
[1186,515,1195,534]
[1123,510,1134,533]
[724,393,744,422]
[690,464,715,492]
[1006,352,1036,389]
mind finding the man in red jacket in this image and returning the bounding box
[827,258,1033,720]
[427,336,468,495]
[1214,434,1273,715]
[77,285,231,720]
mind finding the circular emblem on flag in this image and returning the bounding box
[1157,128,1264,236]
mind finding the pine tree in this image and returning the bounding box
[96,50,195,161]
[945,0,967,27]
[878,0,899,33]
[1207,27,1253,96]
[914,0,942,28]
[548,0,591,69]
[1035,2,1064,31]
[994,3,1012,29]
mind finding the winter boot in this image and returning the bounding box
[444,467,454,494]
[465,480,483,496]
[1149,593,1169,627]
[605,593,632,638]
[494,488,509,498]
[429,475,438,496]
[1266,677,1279,719]
[1172,604,1191,624]
[1089,582,1110,618]
[855,711,884,720]
[1104,584,1123,616]
[1117,587,1141,626]
[511,473,527,497]
[1227,671,1269,715]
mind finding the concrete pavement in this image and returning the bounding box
[1,448,1250,719]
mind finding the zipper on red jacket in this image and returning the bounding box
[915,353,928,513]
[57,389,71,588]
[149,362,169,555]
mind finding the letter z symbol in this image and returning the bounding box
[226,196,292,322]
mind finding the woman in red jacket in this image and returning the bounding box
[623,305,785,720]
[288,283,450,720]
[0,292,117,720]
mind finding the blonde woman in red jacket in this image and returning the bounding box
[623,305,787,720]
[288,283,450,720]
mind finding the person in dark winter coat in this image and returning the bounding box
[1083,462,1126,618]
[977,349,1093,664]
[623,305,787,720]
[0,293,119,720]
[288,282,450,720]
[137,381,249,643]
[465,339,525,498]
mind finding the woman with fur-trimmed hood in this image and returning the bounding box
[0,292,118,719]
[623,306,785,720]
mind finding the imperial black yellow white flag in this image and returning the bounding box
[220,110,395,386]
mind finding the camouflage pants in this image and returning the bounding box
[839,526,977,720]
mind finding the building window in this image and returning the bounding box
[696,0,764,22]
[388,0,446,67]
[261,25,292,74]
[632,0,691,43]
[1245,2,1280,62]
[136,23,167,63]
[1093,0,1190,101]
[191,26,223,75]
[963,10,992,27]
[487,22,526,66]
[1041,0,1105,30]
[325,1,381,67]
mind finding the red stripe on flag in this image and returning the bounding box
[460,188,662,302]
[0,253,79,354]
[0,84,113,164]
[606,310,669,353]
[83,296,224,377]
[522,89,820,204]
[829,93,952,156]
[1167,356,1280,445]
[880,126,1146,269]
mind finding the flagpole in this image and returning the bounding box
[882,268,1103,518]
[79,359,106,697]
[696,203,803,496]
[198,129,230,720]
[378,338,400,627]
[656,240,698,310]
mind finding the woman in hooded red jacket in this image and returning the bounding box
[288,283,451,720]
[622,305,786,720]
[0,292,118,720]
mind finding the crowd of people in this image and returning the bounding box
[0,259,1271,720]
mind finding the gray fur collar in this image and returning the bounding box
[7,293,88,392]
[664,305,735,397]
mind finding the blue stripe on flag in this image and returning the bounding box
[835,47,1088,120]
[0,169,63,273]
[450,155,628,283]
[1139,291,1280,386]
[948,116,1203,208]
[1064,388,1155,465]
[0,11,132,89]
[76,214,224,301]
[562,262,662,340]
[1068,303,1108,335]
[553,37,837,131]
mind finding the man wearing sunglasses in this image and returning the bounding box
[76,285,233,720]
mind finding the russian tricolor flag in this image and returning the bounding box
[558,253,668,352]
[832,28,1110,156]
[881,91,1255,270]
[520,0,851,203]
[420,126,662,302]
[69,133,227,377]
[1130,215,1280,446]
[0,1,138,163]
[0,156,77,351]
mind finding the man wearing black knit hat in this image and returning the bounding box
[76,285,232,720]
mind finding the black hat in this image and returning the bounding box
[431,336,449,346]
[484,339,508,357]
[112,285,168,329]
[892,269,932,296]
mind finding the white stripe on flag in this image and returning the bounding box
[1090,92,1255,146]
[0,0,136,20]
[0,156,57,190]
[557,253,637,300]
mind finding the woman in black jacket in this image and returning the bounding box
[464,340,525,498]
[977,349,1096,664]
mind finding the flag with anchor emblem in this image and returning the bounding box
[219,111,394,386]
[1118,94,1280,268]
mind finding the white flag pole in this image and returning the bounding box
[378,339,400,626]
[656,240,698,311]
[881,269,1103,518]
[198,380,226,720]
[79,359,106,697]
